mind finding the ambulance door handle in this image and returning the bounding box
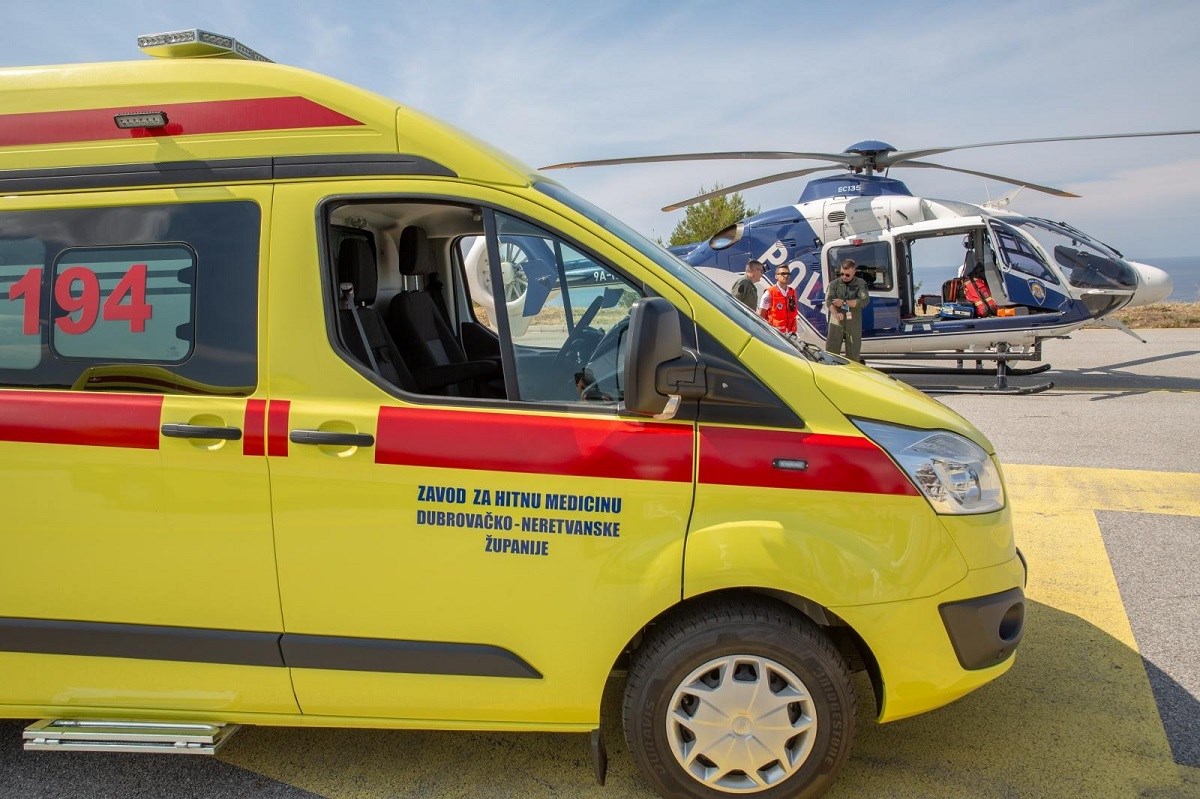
[161,423,243,441]
[289,429,375,448]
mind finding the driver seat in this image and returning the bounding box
[387,226,502,397]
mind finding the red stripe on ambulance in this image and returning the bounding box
[0,391,161,449]
[375,407,693,482]
[699,426,918,496]
[0,97,362,147]
[266,400,290,457]
[243,399,267,456]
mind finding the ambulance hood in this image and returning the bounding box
[811,362,996,454]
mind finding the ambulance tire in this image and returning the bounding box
[623,599,857,799]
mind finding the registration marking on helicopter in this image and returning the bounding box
[216,464,1200,799]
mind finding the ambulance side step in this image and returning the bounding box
[23,719,240,755]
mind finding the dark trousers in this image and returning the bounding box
[826,320,863,362]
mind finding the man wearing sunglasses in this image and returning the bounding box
[826,258,870,362]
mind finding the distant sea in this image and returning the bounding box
[1134,256,1200,302]
[912,256,1200,302]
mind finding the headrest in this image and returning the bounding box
[397,226,434,277]
[337,238,378,304]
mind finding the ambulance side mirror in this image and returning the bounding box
[621,298,706,421]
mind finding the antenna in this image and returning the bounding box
[984,186,1025,210]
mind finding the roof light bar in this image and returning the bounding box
[137,30,272,63]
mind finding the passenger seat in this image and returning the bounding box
[387,226,501,396]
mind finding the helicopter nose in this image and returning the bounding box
[1126,261,1174,307]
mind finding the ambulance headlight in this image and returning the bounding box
[853,420,1004,515]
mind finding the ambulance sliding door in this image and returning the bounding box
[266,182,696,727]
[0,188,296,715]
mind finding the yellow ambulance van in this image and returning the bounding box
[0,30,1025,799]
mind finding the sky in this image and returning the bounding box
[2,0,1199,258]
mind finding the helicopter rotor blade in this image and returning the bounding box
[882,129,1200,167]
[661,166,843,212]
[898,160,1080,198]
[540,151,861,170]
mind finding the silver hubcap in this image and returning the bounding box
[667,655,817,793]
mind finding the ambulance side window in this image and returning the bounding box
[326,200,640,407]
[0,201,259,394]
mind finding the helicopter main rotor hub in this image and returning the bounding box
[843,140,897,175]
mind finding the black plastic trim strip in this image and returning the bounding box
[281,634,542,679]
[0,159,272,193]
[0,617,541,679]
[273,154,455,179]
[0,154,456,193]
[0,617,283,667]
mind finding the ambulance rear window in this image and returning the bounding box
[0,201,259,395]
[0,238,45,370]
[48,245,195,364]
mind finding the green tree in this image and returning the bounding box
[667,186,758,247]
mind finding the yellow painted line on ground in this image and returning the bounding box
[220,464,1200,799]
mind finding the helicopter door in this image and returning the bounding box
[822,238,900,335]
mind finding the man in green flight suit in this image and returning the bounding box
[731,259,764,310]
[825,258,870,362]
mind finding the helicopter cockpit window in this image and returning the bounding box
[1012,218,1137,291]
[708,223,744,250]
[990,221,1058,284]
[827,241,892,291]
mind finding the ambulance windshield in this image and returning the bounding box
[535,181,812,358]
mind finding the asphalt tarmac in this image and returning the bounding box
[2,328,1197,798]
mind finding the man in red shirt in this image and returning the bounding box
[759,264,798,335]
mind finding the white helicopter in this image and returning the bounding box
[536,131,1195,393]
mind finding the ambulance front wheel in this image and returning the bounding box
[622,599,857,799]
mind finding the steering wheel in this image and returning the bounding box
[553,295,605,371]
[577,316,630,398]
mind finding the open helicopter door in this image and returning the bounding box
[886,219,1037,341]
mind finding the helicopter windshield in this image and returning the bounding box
[1008,217,1138,291]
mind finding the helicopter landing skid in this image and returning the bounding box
[868,343,1055,395]
[911,379,1054,396]
[877,362,1052,378]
